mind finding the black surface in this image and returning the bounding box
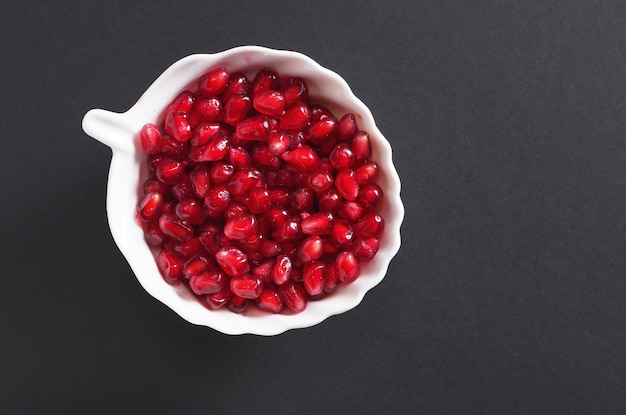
[2,1,626,413]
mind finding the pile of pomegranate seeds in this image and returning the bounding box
[137,66,385,314]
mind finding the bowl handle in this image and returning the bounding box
[82,109,136,153]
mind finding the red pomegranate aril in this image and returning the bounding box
[165,90,196,114]
[175,199,205,225]
[260,239,282,258]
[338,113,357,141]
[335,250,360,283]
[338,200,364,221]
[267,130,292,155]
[281,77,309,108]
[350,131,372,163]
[137,192,163,222]
[159,137,188,159]
[271,254,292,285]
[265,205,290,227]
[140,123,163,154]
[228,294,249,313]
[228,146,252,169]
[272,219,301,242]
[155,159,186,185]
[253,90,286,116]
[269,187,291,206]
[158,213,194,242]
[171,175,193,201]
[224,201,248,221]
[209,161,235,184]
[228,167,262,196]
[306,169,334,194]
[145,222,166,246]
[278,281,307,313]
[157,248,184,284]
[329,143,355,170]
[204,185,231,213]
[281,145,320,172]
[318,188,343,212]
[189,165,211,199]
[256,285,283,313]
[189,269,224,295]
[324,263,339,293]
[222,72,249,102]
[230,275,263,299]
[215,247,250,277]
[357,183,383,209]
[172,238,204,260]
[236,115,271,141]
[353,212,385,239]
[303,261,326,296]
[143,177,170,194]
[307,118,338,144]
[198,67,230,97]
[189,130,230,162]
[335,168,359,201]
[198,226,220,255]
[251,145,281,170]
[355,160,380,184]
[330,219,354,249]
[352,237,380,261]
[291,187,314,211]
[309,104,333,122]
[251,68,279,96]
[224,214,257,240]
[164,111,192,142]
[252,259,275,283]
[280,102,311,130]
[247,187,271,214]
[191,122,221,146]
[196,97,222,122]
[183,254,211,280]
[223,94,252,125]
[321,236,339,254]
[206,283,232,309]
[301,212,334,235]
[297,235,323,263]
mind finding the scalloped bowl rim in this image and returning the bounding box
[82,46,404,335]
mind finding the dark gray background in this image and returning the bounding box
[2,1,626,413]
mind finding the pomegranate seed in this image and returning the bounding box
[272,219,302,242]
[330,219,354,249]
[191,122,221,146]
[209,161,235,184]
[260,239,282,258]
[310,104,333,122]
[183,255,211,280]
[324,263,339,293]
[170,175,193,201]
[297,235,323,263]
[278,281,307,313]
[256,285,283,313]
[189,165,211,199]
[306,169,334,194]
[224,214,257,240]
[206,282,232,309]
[198,67,230,97]
[301,212,334,235]
[198,225,220,255]
[228,146,252,169]
[155,158,186,185]
[329,143,355,170]
[338,113,357,141]
[269,187,291,206]
[271,254,292,285]
[281,145,320,172]
[230,275,263,299]
[335,168,359,201]
[157,248,184,284]
[315,189,339,213]
[335,250,360,283]
[158,213,193,242]
[143,177,170,194]
[172,238,204,259]
[175,198,205,225]
[251,145,281,170]
[280,102,311,130]
[215,247,250,277]
[350,131,371,163]
[236,115,271,141]
[281,77,309,108]
[164,111,192,142]
[338,200,364,221]
[165,90,196,114]
[144,222,166,246]
[196,97,222,122]
[222,72,249,102]
[252,259,275,283]
[355,160,380,184]
[253,90,286,116]
[251,68,279,96]
[137,192,163,222]
[189,269,224,295]
[223,94,252,125]
[357,183,383,209]
[224,202,246,220]
[267,130,292,155]
[265,205,290,227]
[291,187,314,211]
[353,212,385,239]
[247,187,271,214]
[352,237,380,261]
[303,261,326,296]
[140,123,163,154]
[159,137,188,159]
[188,130,230,162]
[228,167,263,196]
[204,185,231,213]
[307,118,338,144]
[228,294,249,313]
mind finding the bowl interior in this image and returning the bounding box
[100,47,403,335]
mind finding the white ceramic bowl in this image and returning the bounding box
[82,46,403,335]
